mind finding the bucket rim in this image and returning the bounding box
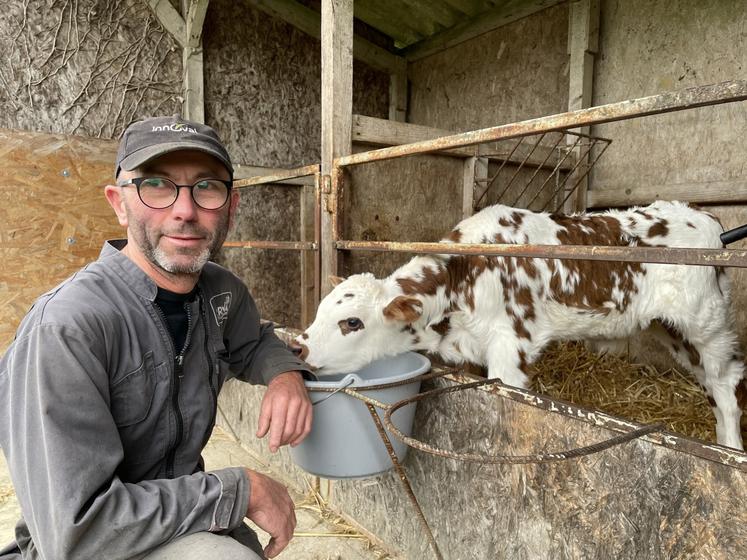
[304,351,431,389]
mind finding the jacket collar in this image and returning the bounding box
[99,240,159,301]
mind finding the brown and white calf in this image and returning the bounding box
[294,201,745,450]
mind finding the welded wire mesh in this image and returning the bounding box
[474,130,611,213]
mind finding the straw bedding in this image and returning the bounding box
[526,341,747,444]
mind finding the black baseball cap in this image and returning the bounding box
[115,115,233,179]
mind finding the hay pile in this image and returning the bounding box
[293,479,393,559]
[527,341,722,444]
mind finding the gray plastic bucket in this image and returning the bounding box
[290,352,430,479]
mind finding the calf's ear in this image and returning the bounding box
[329,275,346,287]
[383,296,423,322]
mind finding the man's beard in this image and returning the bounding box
[125,203,231,275]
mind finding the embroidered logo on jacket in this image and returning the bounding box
[210,292,232,327]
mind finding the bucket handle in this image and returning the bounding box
[311,376,356,407]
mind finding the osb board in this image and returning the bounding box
[219,329,746,560]
[343,155,464,278]
[205,0,388,329]
[217,184,305,329]
[204,0,388,168]
[407,3,570,132]
[0,129,122,351]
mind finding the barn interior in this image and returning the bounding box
[1,1,746,558]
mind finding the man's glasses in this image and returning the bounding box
[117,177,232,210]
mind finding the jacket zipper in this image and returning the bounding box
[154,302,193,479]
[199,294,218,430]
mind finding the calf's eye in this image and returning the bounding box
[338,317,364,335]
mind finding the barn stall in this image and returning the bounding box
[1,1,746,559]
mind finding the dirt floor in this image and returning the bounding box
[0,427,394,559]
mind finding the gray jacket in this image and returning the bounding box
[0,240,312,559]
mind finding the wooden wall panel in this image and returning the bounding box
[0,129,123,351]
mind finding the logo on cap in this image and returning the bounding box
[151,123,198,133]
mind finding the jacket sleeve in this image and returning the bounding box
[223,284,314,385]
[0,324,250,560]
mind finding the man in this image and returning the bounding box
[0,116,314,559]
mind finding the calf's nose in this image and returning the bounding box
[289,340,309,361]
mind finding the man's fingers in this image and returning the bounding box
[268,399,288,452]
[290,401,312,447]
[256,396,272,438]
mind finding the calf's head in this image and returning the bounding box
[293,274,424,374]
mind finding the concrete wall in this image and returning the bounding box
[407,3,569,131]
[589,0,747,360]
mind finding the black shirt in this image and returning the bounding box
[154,287,197,354]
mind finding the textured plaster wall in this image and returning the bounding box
[0,0,182,138]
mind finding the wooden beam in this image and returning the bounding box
[389,69,408,122]
[587,180,747,208]
[352,114,575,169]
[402,0,567,61]
[352,114,474,157]
[564,0,599,213]
[233,164,317,186]
[146,0,186,48]
[462,156,487,219]
[182,0,209,122]
[186,0,210,47]
[244,0,406,74]
[321,0,353,294]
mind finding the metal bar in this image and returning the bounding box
[334,239,747,268]
[535,139,596,212]
[509,133,564,207]
[499,133,547,204]
[223,240,317,251]
[474,137,524,208]
[527,135,584,209]
[364,404,444,560]
[382,379,663,464]
[331,166,344,245]
[233,164,321,188]
[555,139,612,211]
[335,80,747,167]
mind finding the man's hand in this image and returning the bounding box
[256,371,312,453]
[245,469,296,558]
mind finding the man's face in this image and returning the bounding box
[107,150,238,277]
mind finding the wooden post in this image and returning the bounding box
[147,0,208,122]
[299,179,319,328]
[320,0,353,297]
[182,0,209,123]
[389,69,408,122]
[564,0,599,213]
[462,156,488,219]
